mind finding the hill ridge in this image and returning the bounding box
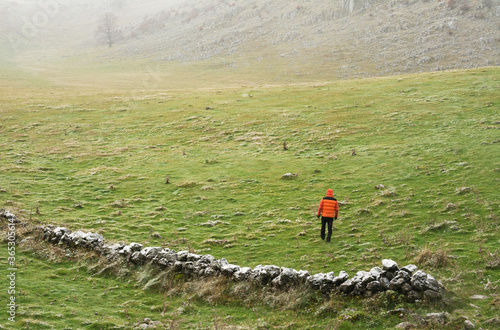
[1,0,499,84]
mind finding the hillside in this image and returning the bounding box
[1,67,499,328]
[109,0,500,77]
[1,0,499,87]
[1,1,499,328]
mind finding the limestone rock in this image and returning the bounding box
[332,271,349,286]
[297,270,311,283]
[177,251,189,261]
[463,320,475,329]
[389,277,406,292]
[140,247,162,259]
[395,322,416,329]
[0,209,14,219]
[387,308,410,316]
[186,253,202,262]
[281,172,298,179]
[129,243,143,252]
[339,278,356,294]
[254,265,281,284]
[130,251,147,264]
[407,290,421,302]
[182,261,195,274]
[424,289,442,301]
[411,270,440,292]
[380,276,390,290]
[198,254,216,265]
[221,264,240,277]
[102,243,124,259]
[306,273,327,290]
[370,267,384,280]
[233,267,253,281]
[382,259,399,272]
[425,312,449,325]
[401,264,418,274]
[484,318,500,326]
[273,267,299,287]
[366,280,382,292]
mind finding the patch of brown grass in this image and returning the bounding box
[414,246,453,269]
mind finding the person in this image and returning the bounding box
[316,189,339,242]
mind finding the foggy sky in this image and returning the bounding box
[1,0,189,58]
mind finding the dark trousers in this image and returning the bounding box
[321,217,333,242]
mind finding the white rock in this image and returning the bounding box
[382,259,399,271]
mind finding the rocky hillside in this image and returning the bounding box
[2,0,499,81]
[110,0,500,78]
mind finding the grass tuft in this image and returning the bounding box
[414,245,453,269]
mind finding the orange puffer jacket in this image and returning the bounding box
[317,190,339,218]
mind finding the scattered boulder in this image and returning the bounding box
[387,308,411,316]
[395,322,416,329]
[281,172,298,179]
[463,319,475,329]
[484,318,500,326]
[424,289,442,301]
[407,290,420,302]
[133,317,163,329]
[455,187,472,195]
[425,312,449,325]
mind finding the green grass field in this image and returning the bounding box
[1,67,499,328]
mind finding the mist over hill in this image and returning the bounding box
[1,0,499,85]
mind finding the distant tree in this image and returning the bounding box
[96,12,122,47]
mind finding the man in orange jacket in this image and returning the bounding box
[316,189,339,242]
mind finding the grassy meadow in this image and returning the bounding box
[0,67,499,328]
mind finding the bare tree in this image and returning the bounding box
[96,12,121,47]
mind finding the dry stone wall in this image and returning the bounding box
[2,210,444,301]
